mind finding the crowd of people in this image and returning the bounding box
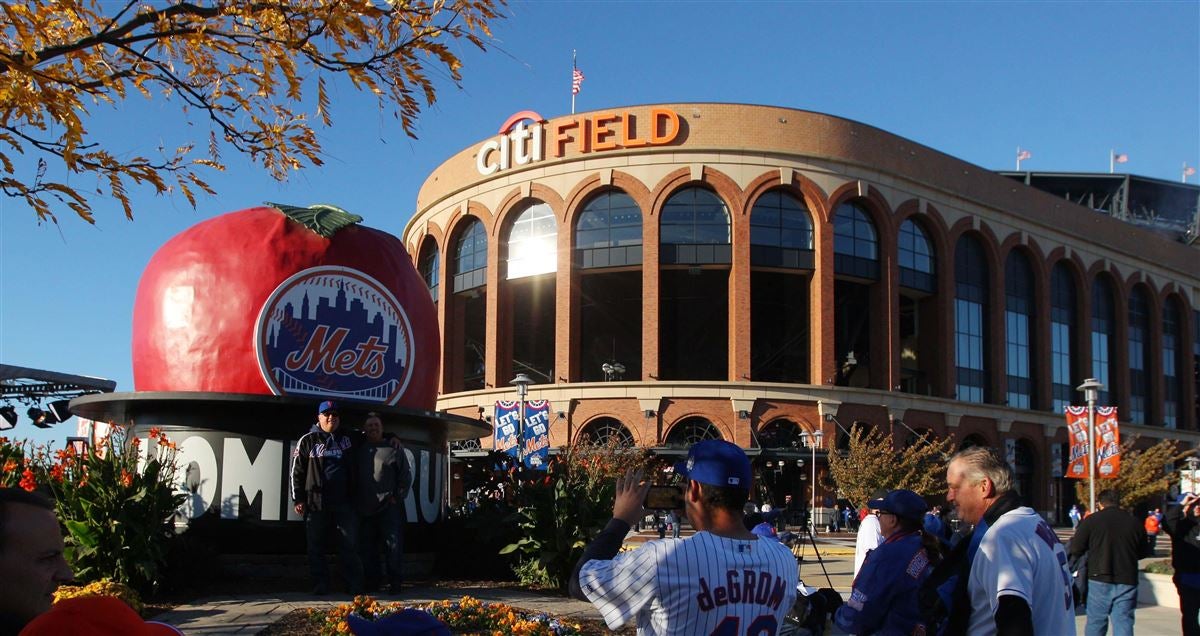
[2,413,1198,635]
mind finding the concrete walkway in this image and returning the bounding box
[153,536,1188,635]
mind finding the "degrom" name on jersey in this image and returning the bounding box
[696,569,788,612]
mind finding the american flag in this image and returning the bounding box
[1016,149,1032,161]
[1184,165,1196,176]
[1113,152,1129,163]
[572,68,585,95]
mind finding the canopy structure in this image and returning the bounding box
[0,364,117,401]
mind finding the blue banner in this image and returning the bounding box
[522,400,551,470]
[493,399,551,469]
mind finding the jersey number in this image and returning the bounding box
[710,615,778,636]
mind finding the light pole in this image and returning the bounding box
[511,373,533,468]
[801,429,823,533]
[1077,378,1104,515]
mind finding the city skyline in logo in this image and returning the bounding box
[255,267,414,404]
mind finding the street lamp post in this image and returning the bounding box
[511,373,533,468]
[801,429,823,533]
[1077,378,1104,515]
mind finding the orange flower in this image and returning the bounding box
[148,427,162,439]
[19,468,37,492]
[50,463,66,482]
[2,459,16,473]
[119,470,133,488]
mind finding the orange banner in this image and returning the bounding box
[1063,406,1120,479]
[1095,407,1120,478]
[1065,406,1090,479]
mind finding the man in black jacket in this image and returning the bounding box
[291,400,363,595]
[1068,489,1146,636]
[1165,492,1200,636]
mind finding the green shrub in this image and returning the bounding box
[1143,559,1174,575]
[499,440,658,592]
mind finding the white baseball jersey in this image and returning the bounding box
[579,531,798,635]
[853,513,883,576]
[967,507,1076,636]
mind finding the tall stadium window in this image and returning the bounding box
[834,201,879,388]
[1194,310,1200,429]
[757,419,803,450]
[660,187,731,264]
[419,241,439,303]
[898,217,938,395]
[1163,298,1182,428]
[504,201,557,384]
[833,202,879,280]
[664,417,723,447]
[750,189,814,268]
[575,190,642,269]
[1091,277,1116,406]
[898,219,935,292]
[750,189,812,383]
[660,186,730,381]
[1050,263,1077,413]
[506,201,557,279]
[451,217,488,391]
[954,235,988,403]
[1128,287,1150,424]
[1005,251,1035,409]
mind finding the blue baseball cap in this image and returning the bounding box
[674,440,752,488]
[317,400,338,414]
[868,489,929,521]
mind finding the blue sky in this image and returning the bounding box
[2,1,1197,447]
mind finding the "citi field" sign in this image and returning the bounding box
[476,108,682,176]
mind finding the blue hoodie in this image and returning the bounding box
[835,530,933,635]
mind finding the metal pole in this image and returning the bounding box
[518,396,526,468]
[1087,392,1097,514]
[810,441,817,533]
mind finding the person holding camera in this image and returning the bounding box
[1165,492,1200,636]
[569,440,799,634]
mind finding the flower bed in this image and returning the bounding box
[310,595,585,635]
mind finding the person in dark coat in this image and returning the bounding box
[357,412,412,595]
[834,489,941,635]
[1164,492,1200,636]
[1068,489,1146,636]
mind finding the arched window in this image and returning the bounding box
[833,202,879,279]
[1164,298,1183,428]
[898,219,935,292]
[958,434,988,450]
[1050,263,1077,412]
[955,235,989,403]
[1091,277,1116,405]
[506,201,557,279]
[750,190,813,268]
[660,187,731,264]
[1128,287,1151,424]
[757,420,803,450]
[577,417,635,447]
[575,190,642,268]
[1005,251,1035,409]
[664,417,723,447]
[453,217,487,292]
[419,240,439,303]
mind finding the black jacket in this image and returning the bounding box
[290,425,358,511]
[1068,505,1146,585]
[1163,504,1200,576]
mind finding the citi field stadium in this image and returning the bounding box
[402,103,1200,524]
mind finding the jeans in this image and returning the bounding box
[306,504,363,592]
[1085,580,1137,636]
[360,502,405,589]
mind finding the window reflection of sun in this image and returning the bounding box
[507,203,557,279]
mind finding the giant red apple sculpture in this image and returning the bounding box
[132,203,438,410]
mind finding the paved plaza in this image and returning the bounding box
[154,529,1187,634]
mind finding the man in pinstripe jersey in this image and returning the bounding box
[570,440,799,635]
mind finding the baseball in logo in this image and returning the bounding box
[255,266,414,404]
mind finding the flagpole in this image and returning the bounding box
[1109,149,1114,174]
[571,50,576,115]
[1016,146,1020,171]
